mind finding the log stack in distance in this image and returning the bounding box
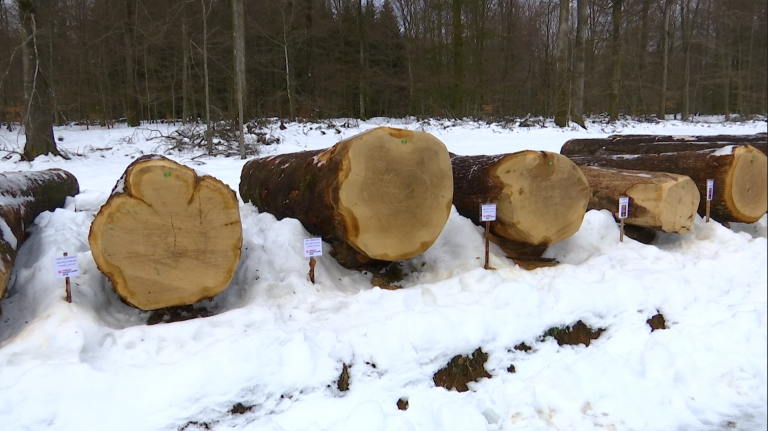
[565,145,767,223]
[89,155,242,310]
[450,151,590,260]
[239,127,453,267]
[579,166,699,233]
[0,169,80,303]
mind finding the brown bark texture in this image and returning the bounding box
[89,155,242,310]
[579,165,699,233]
[567,145,767,223]
[450,151,589,259]
[561,133,767,156]
[239,127,453,267]
[0,168,79,301]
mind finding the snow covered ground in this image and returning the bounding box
[0,116,765,431]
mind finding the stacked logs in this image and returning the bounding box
[562,133,767,225]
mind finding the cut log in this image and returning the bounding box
[568,145,767,223]
[579,166,699,233]
[239,127,453,267]
[89,155,242,311]
[451,151,589,259]
[561,132,767,156]
[0,169,79,302]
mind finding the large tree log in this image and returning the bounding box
[579,166,699,233]
[561,133,767,156]
[451,151,589,259]
[568,145,767,223]
[89,155,242,310]
[0,169,79,302]
[239,127,453,267]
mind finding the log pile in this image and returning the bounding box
[0,169,79,302]
[451,151,589,260]
[240,127,454,267]
[89,155,242,310]
[563,138,767,224]
[561,133,767,156]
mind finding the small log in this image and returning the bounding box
[579,166,699,233]
[451,151,589,259]
[0,169,80,301]
[568,145,767,223]
[89,155,242,310]
[561,132,767,156]
[239,127,453,267]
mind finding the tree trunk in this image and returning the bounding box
[239,127,453,267]
[202,0,213,153]
[561,133,768,156]
[88,155,242,311]
[452,0,463,117]
[123,0,140,127]
[181,2,192,123]
[554,0,570,127]
[450,151,589,258]
[567,146,767,223]
[358,0,365,120]
[572,0,587,128]
[0,168,79,302]
[658,0,671,119]
[18,0,60,160]
[232,0,246,159]
[681,0,691,121]
[579,166,699,233]
[608,0,622,122]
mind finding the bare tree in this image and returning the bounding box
[658,0,671,119]
[571,0,587,128]
[232,0,246,159]
[608,0,622,122]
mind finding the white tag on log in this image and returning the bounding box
[303,237,323,257]
[480,203,497,222]
[54,255,80,278]
[706,179,714,201]
[618,197,630,219]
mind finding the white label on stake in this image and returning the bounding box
[480,203,497,222]
[618,197,630,219]
[303,237,323,257]
[54,256,80,278]
[706,179,714,201]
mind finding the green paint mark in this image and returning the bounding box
[401,139,407,144]
[164,172,171,177]
[548,161,553,165]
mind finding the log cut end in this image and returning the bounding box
[726,146,767,223]
[336,127,453,261]
[625,173,700,233]
[490,151,589,245]
[89,157,242,310]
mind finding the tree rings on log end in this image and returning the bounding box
[727,146,767,223]
[490,152,589,245]
[336,127,453,261]
[626,174,699,233]
[89,157,242,310]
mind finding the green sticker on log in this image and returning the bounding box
[548,161,553,165]
[401,139,407,144]
[164,172,171,177]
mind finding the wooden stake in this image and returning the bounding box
[705,200,711,223]
[620,218,625,243]
[64,252,72,303]
[309,257,317,284]
[484,221,490,270]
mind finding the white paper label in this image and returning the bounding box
[618,197,630,219]
[706,179,714,201]
[480,203,497,222]
[54,256,80,278]
[303,237,323,257]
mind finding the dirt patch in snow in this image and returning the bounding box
[433,348,491,392]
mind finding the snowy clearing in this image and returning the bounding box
[0,116,766,431]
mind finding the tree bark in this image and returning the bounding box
[572,0,587,128]
[567,146,767,223]
[123,0,140,127]
[202,0,213,152]
[451,151,589,257]
[554,0,570,127]
[658,0,671,119]
[18,0,60,160]
[579,166,699,233]
[0,168,79,302]
[560,133,768,156]
[232,0,246,159]
[89,155,242,311]
[452,0,463,117]
[239,127,453,267]
[181,1,192,123]
[608,0,622,122]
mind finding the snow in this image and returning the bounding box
[0,218,16,250]
[712,145,735,156]
[0,116,766,431]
